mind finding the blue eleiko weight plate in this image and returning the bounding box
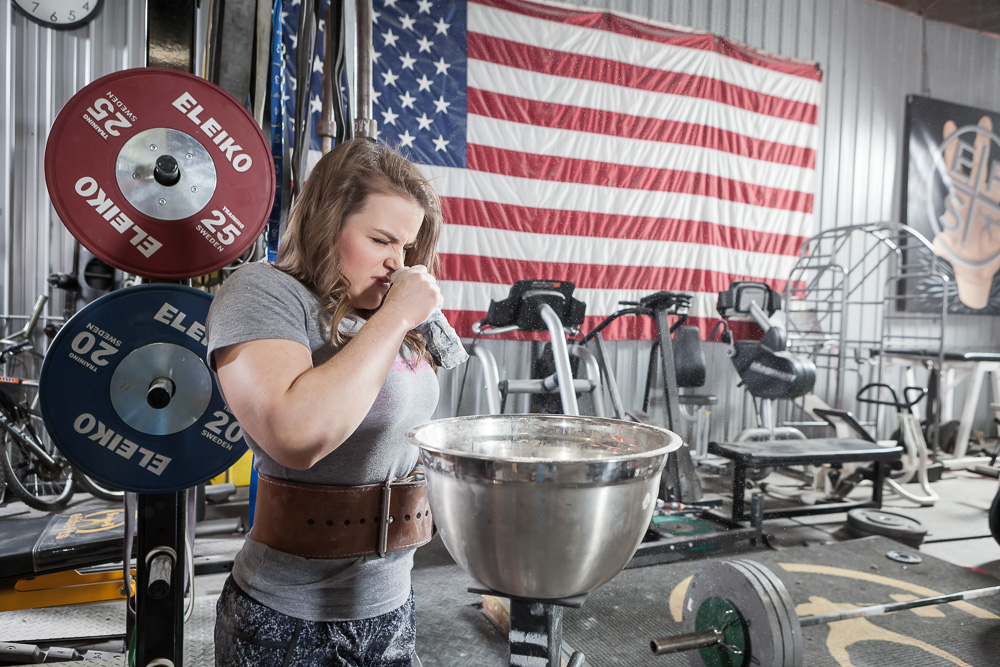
[39,284,247,493]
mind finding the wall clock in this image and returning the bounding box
[11,0,104,30]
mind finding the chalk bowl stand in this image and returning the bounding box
[407,414,683,666]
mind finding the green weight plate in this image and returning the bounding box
[683,561,795,666]
[652,514,718,551]
[693,597,748,667]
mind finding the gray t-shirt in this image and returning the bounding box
[205,261,439,621]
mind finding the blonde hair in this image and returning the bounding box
[276,139,442,360]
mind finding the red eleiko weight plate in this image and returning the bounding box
[44,67,275,279]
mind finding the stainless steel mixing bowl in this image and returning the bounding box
[406,414,682,599]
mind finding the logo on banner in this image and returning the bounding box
[927,116,1000,309]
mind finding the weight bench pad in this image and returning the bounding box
[709,438,902,466]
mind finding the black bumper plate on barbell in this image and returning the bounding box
[44,67,274,279]
[39,284,246,493]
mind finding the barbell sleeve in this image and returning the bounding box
[650,628,722,655]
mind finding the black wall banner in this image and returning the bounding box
[902,94,1000,314]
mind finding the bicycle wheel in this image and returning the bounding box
[0,389,74,512]
[76,471,125,503]
[1,423,75,512]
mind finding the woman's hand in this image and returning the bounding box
[380,265,442,330]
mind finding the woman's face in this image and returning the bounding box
[339,192,425,310]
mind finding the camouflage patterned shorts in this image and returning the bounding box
[214,576,415,666]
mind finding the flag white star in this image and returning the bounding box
[373,47,381,62]
[382,29,399,47]
[289,32,298,50]
[398,129,416,147]
[432,95,450,113]
[372,88,382,105]
[384,0,398,7]
[312,56,323,73]
[433,17,450,35]
[399,90,416,109]
[416,0,433,14]
[382,107,399,126]
[310,95,322,115]
[433,58,450,76]
[416,113,433,130]
[416,74,433,92]
[399,52,416,70]
[280,10,288,22]
[289,76,297,91]
[400,13,416,31]
[432,135,450,152]
[372,9,380,23]
[382,69,400,87]
[416,35,433,53]
[291,0,301,6]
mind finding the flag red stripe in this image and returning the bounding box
[439,254,790,295]
[441,197,808,256]
[447,309,763,341]
[468,32,819,124]
[467,145,814,213]
[473,0,822,82]
[468,88,816,169]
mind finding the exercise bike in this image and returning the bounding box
[712,281,817,445]
[581,290,714,503]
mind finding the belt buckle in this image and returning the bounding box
[377,476,395,557]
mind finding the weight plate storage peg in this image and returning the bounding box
[44,67,274,279]
[39,284,247,493]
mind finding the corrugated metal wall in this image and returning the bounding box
[3,0,999,443]
[1,2,146,336]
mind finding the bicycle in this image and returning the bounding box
[0,294,123,511]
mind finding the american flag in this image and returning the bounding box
[295,0,823,340]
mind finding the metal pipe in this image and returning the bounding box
[538,302,579,416]
[589,332,624,419]
[570,344,606,418]
[650,628,721,655]
[354,0,376,138]
[470,345,503,415]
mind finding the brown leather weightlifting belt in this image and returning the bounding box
[251,472,434,559]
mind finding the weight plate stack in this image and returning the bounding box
[731,559,803,666]
[846,508,928,548]
[38,284,247,493]
[682,560,800,666]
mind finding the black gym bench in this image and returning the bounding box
[708,437,903,522]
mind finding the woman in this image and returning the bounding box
[207,138,444,666]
